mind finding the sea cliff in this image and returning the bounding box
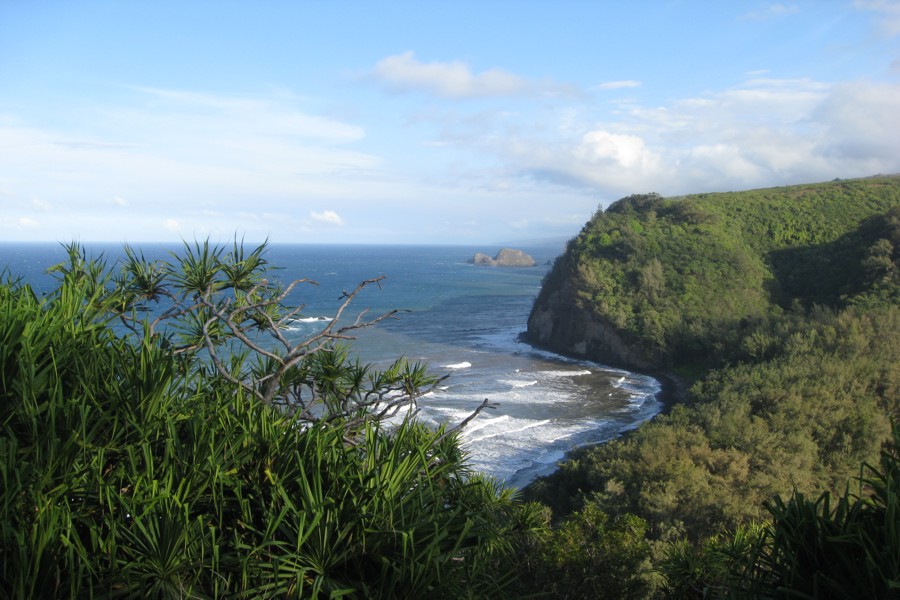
[524,266,687,413]
[526,176,900,378]
[526,275,656,373]
[522,174,900,473]
[516,176,900,597]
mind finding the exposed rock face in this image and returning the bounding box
[469,248,536,267]
[525,275,658,373]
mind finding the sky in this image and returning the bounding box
[1,1,899,245]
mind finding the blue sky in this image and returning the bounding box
[1,1,899,244]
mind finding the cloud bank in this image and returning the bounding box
[440,76,900,199]
[371,52,570,98]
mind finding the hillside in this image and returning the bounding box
[527,175,900,372]
[521,176,900,594]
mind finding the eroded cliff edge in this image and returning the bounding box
[526,272,657,374]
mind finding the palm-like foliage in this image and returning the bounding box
[750,429,900,599]
[0,243,526,598]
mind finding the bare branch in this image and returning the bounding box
[198,295,285,364]
[324,276,387,332]
[200,313,263,402]
[435,399,497,446]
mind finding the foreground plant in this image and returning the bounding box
[0,242,524,599]
[661,424,900,599]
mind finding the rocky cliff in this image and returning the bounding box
[469,248,536,267]
[525,272,658,372]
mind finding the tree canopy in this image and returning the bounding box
[538,177,900,368]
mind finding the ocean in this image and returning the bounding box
[0,242,661,489]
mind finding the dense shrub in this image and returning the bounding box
[661,425,900,598]
[0,244,535,599]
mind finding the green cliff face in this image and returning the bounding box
[523,176,900,594]
[527,176,900,372]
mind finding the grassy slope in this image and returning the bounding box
[526,176,900,548]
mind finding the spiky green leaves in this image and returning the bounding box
[0,243,528,598]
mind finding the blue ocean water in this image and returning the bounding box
[0,242,661,488]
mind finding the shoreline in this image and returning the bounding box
[514,337,691,492]
[647,368,691,414]
[516,331,690,413]
[518,334,691,413]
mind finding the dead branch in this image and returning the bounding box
[434,399,497,446]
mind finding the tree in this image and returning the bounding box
[108,241,438,423]
[639,258,665,303]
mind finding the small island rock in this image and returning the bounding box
[469,248,536,267]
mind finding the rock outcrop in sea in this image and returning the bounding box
[469,248,536,267]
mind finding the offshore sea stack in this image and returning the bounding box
[469,248,536,267]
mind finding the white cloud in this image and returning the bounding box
[575,131,658,170]
[18,217,39,228]
[687,144,765,182]
[29,198,52,212]
[371,52,568,98]
[0,88,382,224]
[594,80,642,90]
[814,80,900,159]
[2,67,898,245]
[741,4,800,20]
[471,76,900,201]
[130,87,366,144]
[310,210,345,226]
[855,0,900,36]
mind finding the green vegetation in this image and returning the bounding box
[541,177,900,367]
[504,501,654,599]
[0,242,547,598]
[526,176,900,596]
[4,174,899,598]
[662,427,900,598]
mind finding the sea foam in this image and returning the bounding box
[443,361,472,370]
[538,369,592,378]
[296,316,333,323]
